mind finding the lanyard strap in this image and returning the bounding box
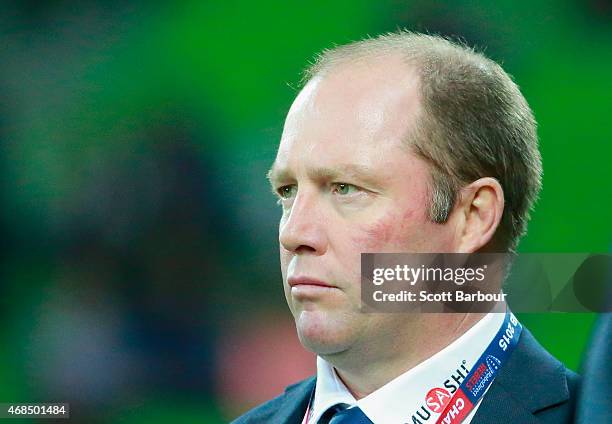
[434,311,522,424]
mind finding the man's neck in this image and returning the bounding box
[321,312,487,399]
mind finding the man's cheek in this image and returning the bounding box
[351,210,415,251]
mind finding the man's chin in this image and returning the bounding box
[294,310,353,355]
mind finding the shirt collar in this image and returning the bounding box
[309,312,505,424]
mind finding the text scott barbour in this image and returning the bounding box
[372,290,507,303]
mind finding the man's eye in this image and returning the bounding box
[332,183,359,195]
[277,185,297,199]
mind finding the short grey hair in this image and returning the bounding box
[303,31,542,252]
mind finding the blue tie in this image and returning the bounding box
[319,404,373,424]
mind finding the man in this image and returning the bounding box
[234,32,579,424]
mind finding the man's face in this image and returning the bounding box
[269,58,458,358]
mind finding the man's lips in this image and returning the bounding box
[288,277,340,300]
[287,276,337,289]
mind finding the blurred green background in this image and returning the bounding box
[0,0,610,422]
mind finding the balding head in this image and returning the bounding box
[285,53,421,160]
[302,31,542,252]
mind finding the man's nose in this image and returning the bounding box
[279,191,328,255]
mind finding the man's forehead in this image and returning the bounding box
[269,55,423,185]
[288,54,420,116]
[312,54,420,103]
[270,130,403,182]
[283,59,420,146]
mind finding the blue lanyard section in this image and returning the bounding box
[462,311,522,404]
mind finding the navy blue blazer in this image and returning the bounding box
[232,328,580,424]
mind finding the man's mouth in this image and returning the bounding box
[288,276,340,299]
[288,276,335,288]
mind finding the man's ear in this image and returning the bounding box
[454,177,504,253]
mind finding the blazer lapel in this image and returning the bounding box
[471,381,539,424]
[471,328,570,424]
[274,376,316,424]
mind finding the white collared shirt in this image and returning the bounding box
[307,312,506,424]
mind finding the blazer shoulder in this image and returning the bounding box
[473,327,581,424]
[231,376,316,424]
[533,366,581,423]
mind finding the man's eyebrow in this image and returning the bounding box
[266,165,292,185]
[308,164,380,184]
[267,163,381,186]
